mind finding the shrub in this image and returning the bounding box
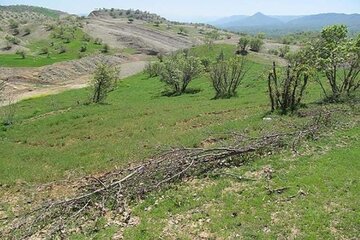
[91,63,119,103]
[39,47,49,55]
[16,50,26,59]
[23,28,31,36]
[268,61,309,114]
[210,55,249,99]
[159,53,203,95]
[101,44,110,53]
[58,45,67,54]
[5,35,20,45]
[268,49,279,56]
[94,38,102,45]
[80,44,87,52]
[238,36,250,54]
[278,45,290,58]
[82,34,91,42]
[145,61,163,78]
[250,37,264,52]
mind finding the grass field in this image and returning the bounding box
[0,44,323,184]
[122,126,360,239]
[0,44,358,239]
[0,29,103,67]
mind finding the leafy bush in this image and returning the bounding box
[249,37,264,52]
[238,36,250,54]
[278,45,290,58]
[145,61,163,78]
[58,45,67,54]
[101,44,110,53]
[159,53,203,95]
[39,47,49,55]
[23,28,31,36]
[16,50,26,59]
[80,44,87,52]
[5,35,20,45]
[94,38,102,45]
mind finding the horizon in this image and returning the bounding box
[1,0,360,22]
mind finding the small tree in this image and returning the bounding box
[159,54,203,95]
[250,37,264,52]
[16,50,26,59]
[278,45,290,58]
[308,25,360,100]
[23,28,31,36]
[238,36,250,54]
[101,44,110,53]
[268,61,310,114]
[91,63,119,103]
[210,55,249,99]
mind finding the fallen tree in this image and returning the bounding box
[1,112,332,239]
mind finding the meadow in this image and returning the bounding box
[0,44,358,239]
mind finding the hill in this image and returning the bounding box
[0,5,65,18]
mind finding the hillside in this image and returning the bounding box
[85,8,226,54]
[0,44,359,239]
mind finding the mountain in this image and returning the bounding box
[235,12,283,26]
[213,12,283,28]
[271,15,303,23]
[210,15,247,26]
[287,13,360,30]
[211,12,360,35]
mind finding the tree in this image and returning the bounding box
[16,50,26,59]
[267,59,310,114]
[159,54,203,95]
[91,63,119,103]
[278,45,290,58]
[101,44,110,53]
[307,25,360,100]
[250,37,264,52]
[210,55,249,99]
[238,36,250,54]
[23,28,31,36]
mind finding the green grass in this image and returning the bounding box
[0,44,325,184]
[0,43,358,239]
[122,126,360,239]
[0,29,104,67]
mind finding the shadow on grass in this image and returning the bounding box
[161,88,202,97]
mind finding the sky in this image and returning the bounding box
[1,0,360,22]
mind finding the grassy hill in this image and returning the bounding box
[0,44,359,239]
[0,5,64,18]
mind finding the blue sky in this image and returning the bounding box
[1,0,360,21]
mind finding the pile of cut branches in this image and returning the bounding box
[1,113,331,239]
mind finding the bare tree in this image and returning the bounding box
[210,55,249,99]
[268,62,309,114]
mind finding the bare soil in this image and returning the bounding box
[84,17,202,54]
[0,54,148,105]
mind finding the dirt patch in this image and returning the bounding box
[0,54,148,105]
[84,17,202,54]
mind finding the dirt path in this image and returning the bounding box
[0,56,148,106]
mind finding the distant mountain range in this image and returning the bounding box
[210,12,360,35]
